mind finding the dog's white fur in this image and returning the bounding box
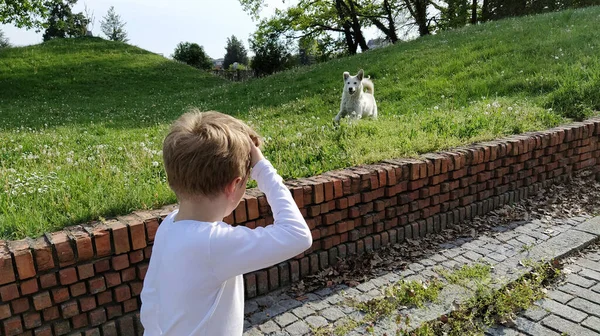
[333,69,378,123]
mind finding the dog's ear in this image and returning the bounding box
[357,69,364,80]
[343,72,350,80]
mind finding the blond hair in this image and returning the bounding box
[162,109,261,197]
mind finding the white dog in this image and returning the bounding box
[333,69,378,124]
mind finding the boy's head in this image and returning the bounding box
[163,109,261,207]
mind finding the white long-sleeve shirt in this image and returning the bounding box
[140,159,312,336]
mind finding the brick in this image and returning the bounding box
[75,263,94,281]
[94,259,110,273]
[245,274,257,298]
[33,291,52,310]
[59,267,78,285]
[31,237,55,273]
[23,311,42,329]
[0,304,9,320]
[43,306,60,321]
[117,315,136,336]
[112,254,130,271]
[53,320,70,335]
[9,240,36,280]
[48,231,75,267]
[104,272,121,288]
[61,300,79,318]
[256,270,268,295]
[0,283,19,301]
[89,308,107,326]
[52,286,70,303]
[130,281,143,296]
[114,284,131,302]
[108,220,130,255]
[3,316,23,336]
[70,282,86,297]
[72,313,88,329]
[121,267,136,282]
[70,226,94,261]
[145,218,159,242]
[101,321,117,336]
[11,297,29,314]
[127,250,143,264]
[34,325,53,336]
[80,296,97,312]
[136,263,148,280]
[20,278,39,295]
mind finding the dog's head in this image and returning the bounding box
[343,69,364,95]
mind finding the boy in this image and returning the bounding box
[140,110,313,335]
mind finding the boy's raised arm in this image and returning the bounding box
[209,159,312,282]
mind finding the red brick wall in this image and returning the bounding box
[1,119,599,335]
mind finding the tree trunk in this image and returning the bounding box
[404,0,430,36]
[345,0,369,51]
[470,0,477,24]
[481,0,490,21]
[335,0,358,54]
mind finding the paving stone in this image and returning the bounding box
[567,297,600,317]
[485,326,523,336]
[320,307,346,322]
[442,260,459,269]
[546,290,574,304]
[274,313,298,328]
[285,321,310,336]
[515,235,537,245]
[306,300,330,311]
[407,263,425,272]
[453,255,472,265]
[559,283,600,304]
[429,254,447,262]
[381,273,401,283]
[513,316,559,336]
[255,295,276,307]
[538,299,587,323]
[463,251,484,261]
[582,315,600,332]
[371,277,388,287]
[278,299,302,310]
[397,269,415,278]
[356,281,376,292]
[244,320,251,331]
[487,252,508,262]
[566,273,596,288]
[314,287,334,297]
[591,283,600,293]
[249,311,273,325]
[291,306,315,319]
[305,315,328,328]
[267,332,291,336]
[442,248,464,258]
[326,294,344,305]
[523,306,550,321]
[579,268,600,281]
[541,314,598,336]
[245,300,259,314]
[243,327,264,336]
[419,259,437,267]
[259,320,281,334]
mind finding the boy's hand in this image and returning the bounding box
[249,136,264,168]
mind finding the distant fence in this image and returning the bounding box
[211,69,255,82]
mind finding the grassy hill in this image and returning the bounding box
[1,8,599,239]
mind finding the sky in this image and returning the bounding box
[1,0,380,60]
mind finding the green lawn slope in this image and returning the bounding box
[1,8,599,239]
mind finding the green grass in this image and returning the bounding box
[2,7,600,239]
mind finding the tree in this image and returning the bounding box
[100,6,128,42]
[223,35,249,69]
[250,33,295,77]
[0,0,48,29]
[42,0,88,41]
[439,0,470,30]
[0,29,10,48]
[172,42,213,70]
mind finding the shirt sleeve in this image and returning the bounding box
[209,159,313,282]
[139,223,164,335]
